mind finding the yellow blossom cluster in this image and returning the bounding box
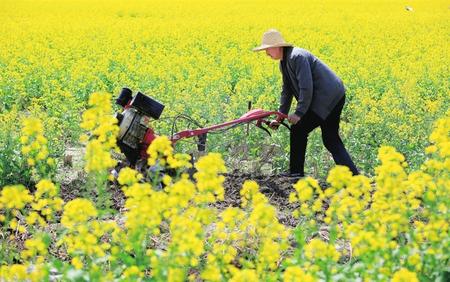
[0,185,33,210]
[29,179,64,224]
[229,269,258,282]
[0,263,47,282]
[147,135,192,169]
[21,235,49,263]
[304,238,339,263]
[239,181,290,278]
[117,167,143,186]
[20,117,55,177]
[122,265,144,280]
[122,148,226,280]
[391,268,419,282]
[58,198,121,271]
[324,169,372,224]
[152,210,207,279]
[423,115,450,171]
[0,185,33,233]
[283,266,315,282]
[0,179,63,238]
[60,220,119,261]
[80,92,119,173]
[122,181,164,232]
[193,152,227,204]
[202,207,246,280]
[289,177,323,218]
[60,198,98,229]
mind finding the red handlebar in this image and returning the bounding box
[171,109,288,143]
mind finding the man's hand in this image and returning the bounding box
[288,114,301,125]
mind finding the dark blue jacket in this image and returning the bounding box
[279,47,345,120]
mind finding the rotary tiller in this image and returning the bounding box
[114,88,289,166]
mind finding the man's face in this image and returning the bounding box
[265,47,283,60]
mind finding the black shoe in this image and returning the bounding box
[279,172,304,178]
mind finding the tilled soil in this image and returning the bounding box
[217,171,321,227]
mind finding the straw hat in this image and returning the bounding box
[253,29,293,51]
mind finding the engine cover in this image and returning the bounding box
[116,108,153,165]
[118,108,150,149]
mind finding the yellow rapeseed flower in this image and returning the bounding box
[391,268,418,282]
[61,198,98,229]
[0,185,33,210]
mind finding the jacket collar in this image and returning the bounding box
[282,46,293,61]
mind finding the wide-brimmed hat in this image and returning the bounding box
[253,29,293,51]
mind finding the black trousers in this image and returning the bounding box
[290,96,359,176]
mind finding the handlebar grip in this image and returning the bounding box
[275,112,288,121]
[263,119,290,131]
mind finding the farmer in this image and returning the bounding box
[253,29,359,177]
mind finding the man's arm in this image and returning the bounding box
[278,82,293,117]
[293,55,313,117]
[278,62,293,117]
[269,84,292,129]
